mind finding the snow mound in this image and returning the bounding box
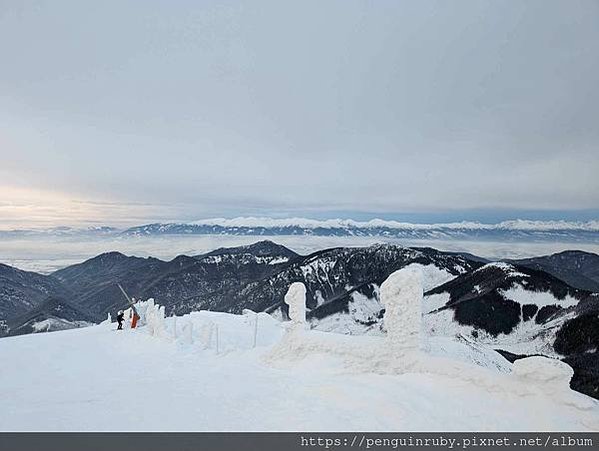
[513,356,574,387]
[31,318,93,333]
[422,335,512,373]
[284,282,307,328]
[409,263,455,291]
[381,266,422,351]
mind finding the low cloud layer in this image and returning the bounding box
[1,1,598,227]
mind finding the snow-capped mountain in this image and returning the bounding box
[6,217,598,242]
[121,218,599,242]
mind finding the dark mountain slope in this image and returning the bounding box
[303,246,482,323]
[425,263,589,336]
[216,245,480,319]
[51,252,170,320]
[552,295,599,398]
[48,242,299,320]
[139,243,296,315]
[52,251,165,295]
[7,297,95,336]
[510,250,599,292]
[85,243,479,320]
[424,263,599,399]
[0,263,71,325]
[197,240,299,262]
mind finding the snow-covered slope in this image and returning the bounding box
[6,297,95,336]
[422,263,590,351]
[421,263,599,400]
[1,305,598,431]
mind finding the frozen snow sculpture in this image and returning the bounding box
[285,282,307,329]
[198,321,214,349]
[380,266,423,351]
[171,314,177,339]
[181,321,194,345]
[145,300,167,337]
[513,356,574,393]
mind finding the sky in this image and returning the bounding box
[1,0,598,229]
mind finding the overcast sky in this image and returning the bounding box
[1,0,598,228]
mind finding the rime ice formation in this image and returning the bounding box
[181,321,194,344]
[380,266,423,351]
[268,268,427,371]
[284,282,307,328]
[132,298,167,338]
[513,356,574,390]
[198,321,214,349]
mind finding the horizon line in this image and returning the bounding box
[2,216,599,233]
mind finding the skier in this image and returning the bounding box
[116,310,125,330]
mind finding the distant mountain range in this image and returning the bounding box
[1,240,599,399]
[2,217,599,242]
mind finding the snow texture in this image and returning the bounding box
[500,285,579,308]
[409,263,455,291]
[513,356,574,388]
[284,282,307,329]
[1,306,598,431]
[30,318,92,333]
[380,266,423,351]
[423,301,577,358]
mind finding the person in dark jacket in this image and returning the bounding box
[116,310,125,330]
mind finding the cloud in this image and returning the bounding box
[0,1,598,226]
[0,186,186,229]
